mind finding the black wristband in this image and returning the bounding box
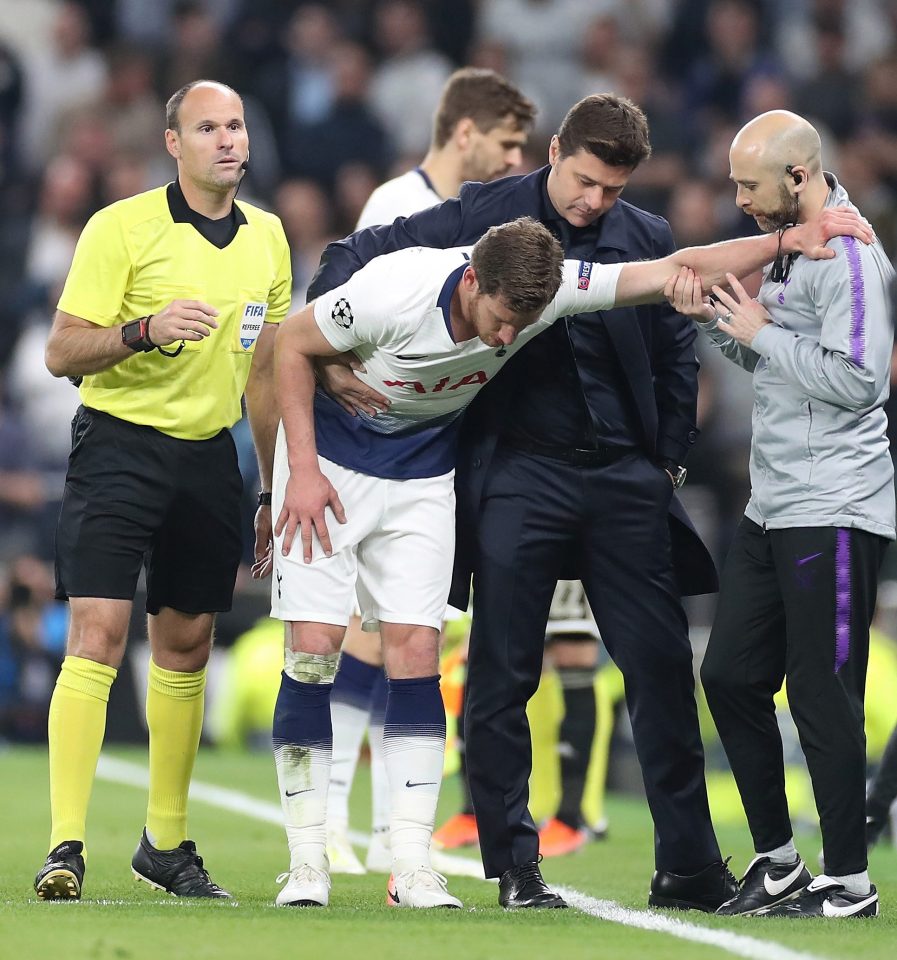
[257,491,272,506]
[145,314,186,358]
[121,317,154,352]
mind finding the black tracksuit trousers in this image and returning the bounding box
[702,518,888,876]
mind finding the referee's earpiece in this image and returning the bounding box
[241,149,250,172]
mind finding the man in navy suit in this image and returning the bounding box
[308,95,733,911]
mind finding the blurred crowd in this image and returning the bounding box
[4,0,897,740]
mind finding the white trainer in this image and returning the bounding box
[365,829,392,872]
[386,867,462,909]
[275,864,331,907]
[327,823,366,875]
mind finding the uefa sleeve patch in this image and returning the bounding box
[577,261,592,290]
[331,298,354,329]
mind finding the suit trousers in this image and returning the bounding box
[701,518,887,876]
[464,446,720,878]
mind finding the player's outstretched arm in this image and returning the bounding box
[274,303,346,564]
[612,206,874,308]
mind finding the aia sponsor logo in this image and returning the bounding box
[383,371,489,394]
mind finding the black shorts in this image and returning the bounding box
[55,406,243,615]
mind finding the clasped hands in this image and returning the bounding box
[665,268,772,348]
[665,204,875,346]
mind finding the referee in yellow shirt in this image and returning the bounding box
[33,80,291,901]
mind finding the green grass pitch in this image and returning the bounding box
[2,746,896,960]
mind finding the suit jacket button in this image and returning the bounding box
[687,430,697,443]
[473,457,482,468]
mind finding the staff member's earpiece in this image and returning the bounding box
[785,164,802,185]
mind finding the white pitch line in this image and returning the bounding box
[557,887,829,960]
[96,755,829,960]
[98,754,284,826]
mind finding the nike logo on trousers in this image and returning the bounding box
[797,552,824,566]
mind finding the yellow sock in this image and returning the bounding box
[48,656,117,853]
[145,660,206,850]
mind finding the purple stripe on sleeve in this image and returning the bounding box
[841,236,866,367]
[834,528,851,672]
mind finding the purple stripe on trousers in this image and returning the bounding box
[841,236,866,367]
[835,528,851,672]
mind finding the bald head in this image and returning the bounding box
[164,79,248,203]
[166,80,243,134]
[731,110,821,177]
[728,110,830,232]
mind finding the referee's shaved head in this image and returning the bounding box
[731,110,822,177]
[166,80,243,133]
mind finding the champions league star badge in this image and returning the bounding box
[331,298,354,329]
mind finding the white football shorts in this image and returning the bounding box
[271,446,455,632]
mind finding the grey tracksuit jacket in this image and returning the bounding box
[698,174,896,539]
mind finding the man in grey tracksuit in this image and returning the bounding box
[668,110,895,919]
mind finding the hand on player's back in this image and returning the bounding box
[316,353,391,416]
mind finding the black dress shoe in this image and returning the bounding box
[498,861,568,909]
[648,858,738,911]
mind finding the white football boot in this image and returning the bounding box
[275,863,331,907]
[386,867,462,909]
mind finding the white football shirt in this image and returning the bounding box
[311,247,622,479]
[355,169,441,231]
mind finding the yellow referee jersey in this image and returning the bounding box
[57,181,292,440]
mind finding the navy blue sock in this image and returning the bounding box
[370,668,389,726]
[273,671,333,752]
[272,672,334,869]
[382,676,445,867]
[331,653,381,710]
[385,675,446,740]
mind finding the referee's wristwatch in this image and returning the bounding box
[658,459,687,489]
[121,316,155,352]
[257,491,272,506]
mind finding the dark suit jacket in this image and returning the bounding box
[308,166,719,604]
